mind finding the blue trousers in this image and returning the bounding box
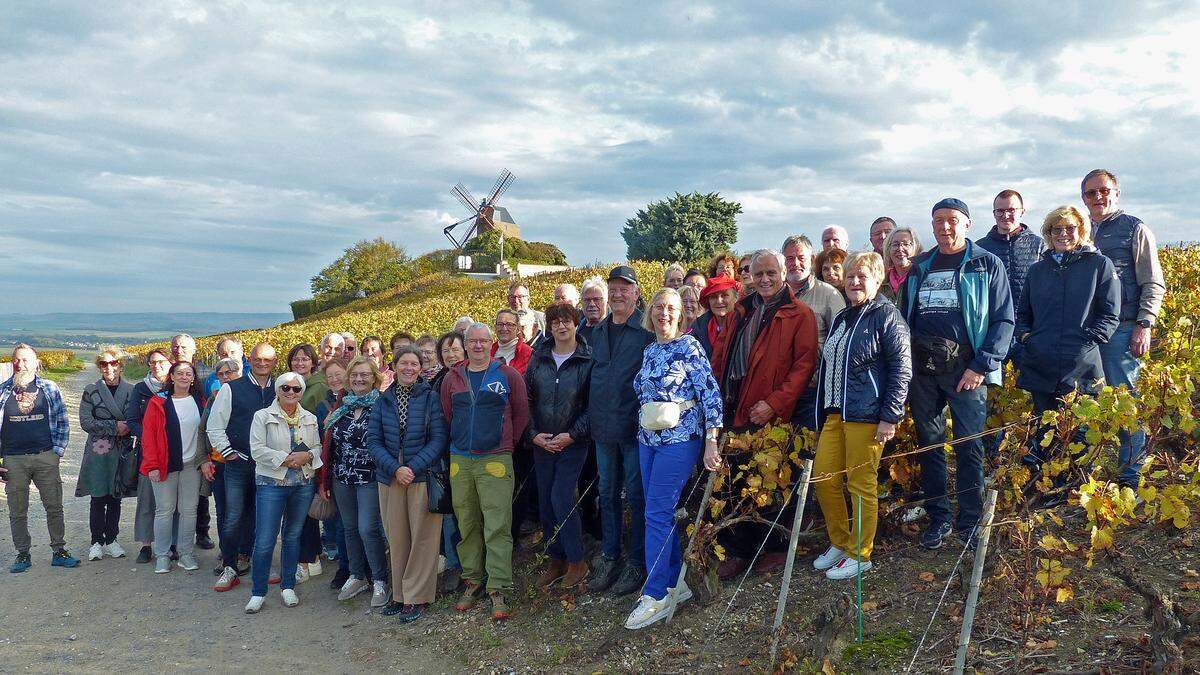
[534,442,588,562]
[251,479,315,595]
[212,463,253,557]
[596,440,645,567]
[639,438,702,601]
[219,459,256,569]
[910,369,987,534]
[1099,322,1147,485]
[442,515,461,569]
[332,480,388,581]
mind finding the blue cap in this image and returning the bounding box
[932,197,970,219]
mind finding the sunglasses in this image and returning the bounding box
[739,265,751,273]
[98,360,121,367]
[280,385,303,394]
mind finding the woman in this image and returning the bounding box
[313,358,348,428]
[320,356,389,608]
[1016,206,1119,504]
[125,349,173,564]
[140,361,206,574]
[245,372,323,613]
[302,356,350,583]
[737,253,755,293]
[625,288,724,630]
[287,344,317,389]
[360,335,394,391]
[880,226,923,302]
[202,357,249,575]
[707,251,739,280]
[416,335,441,382]
[432,330,465,593]
[663,263,686,290]
[679,284,703,332]
[78,347,134,561]
[368,346,448,623]
[525,302,594,592]
[816,247,848,291]
[811,252,912,580]
[683,269,707,294]
[692,276,742,376]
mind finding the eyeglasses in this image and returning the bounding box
[280,385,303,394]
[550,318,574,327]
[1084,187,1112,199]
[98,360,120,367]
[495,321,517,329]
[992,208,1020,215]
[1050,226,1079,235]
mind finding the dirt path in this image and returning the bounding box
[0,366,458,673]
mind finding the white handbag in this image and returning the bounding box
[639,400,695,431]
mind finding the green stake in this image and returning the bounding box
[856,492,863,642]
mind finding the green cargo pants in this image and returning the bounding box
[449,453,514,592]
[2,450,66,553]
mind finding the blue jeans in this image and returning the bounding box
[535,442,588,562]
[331,480,388,581]
[251,479,315,595]
[639,438,702,601]
[595,440,645,567]
[219,459,256,568]
[910,369,987,534]
[1099,322,1147,485]
[442,515,461,569]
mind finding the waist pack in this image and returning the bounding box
[912,335,973,376]
[639,400,695,431]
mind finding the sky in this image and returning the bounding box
[3,1,1198,313]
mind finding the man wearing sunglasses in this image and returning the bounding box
[1081,169,1166,488]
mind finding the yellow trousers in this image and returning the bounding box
[813,414,882,561]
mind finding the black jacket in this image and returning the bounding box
[814,295,912,426]
[524,336,593,445]
[587,309,654,444]
[1015,246,1120,395]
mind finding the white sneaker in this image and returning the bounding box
[104,542,126,558]
[624,594,671,630]
[371,581,390,608]
[281,589,299,607]
[177,554,199,571]
[666,581,693,605]
[337,576,369,601]
[308,559,322,576]
[88,543,104,561]
[901,505,927,524]
[154,556,171,574]
[245,595,266,613]
[825,557,872,580]
[813,545,847,571]
[295,564,310,585]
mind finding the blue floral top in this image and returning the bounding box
[633,334,723,446]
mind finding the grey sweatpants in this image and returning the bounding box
[135,475,179,546]
[149,468,200,558]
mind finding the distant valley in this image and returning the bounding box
[0,312,292,349]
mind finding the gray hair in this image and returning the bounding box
[215,336,242,352]
[882,225,925,268]
[453,316,474,332]
[320,332,345,349]
[555,283,580,303]
[750,249,786,273]
[340,332,356,341]
[215,357,242,376]
[275,371,306,394]
[580,275,608,298]
[171,333,196,347]
[465,322,494,340]
[781,234,813,254]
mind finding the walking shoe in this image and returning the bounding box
[136,546,153,564]
[371,581,390,608]
[195,533,215,550]
[380,601,408,616]
[51,550,80,568]
[753,551,788,575]
[538,559,567,590]
[624,594,670,630]
[561,561,590,589]
[439,566,462,595]
[244,595,266,613]
[666,580,693,605]
[177,554,200,571]
[397,602,426,624]
[330,566,350,590]
[237,554,251,575]
[213,567,240,592]
[295,564,310,585]
[587,556,620,593]
[610,563,646,597]
[489,591,510,621]
[920,522,953,550]
[10,551,32,573]
[455,581,484,611]
[337,576,369,601]
[281,589,299,607]
[103,542,126,558]
[154,556,171,574]
[825,557,872,580]
[717,555,750,581]
[308,559,323,577]
[901,505,927,524]
[813,545,847,571]
[88,543,104,561]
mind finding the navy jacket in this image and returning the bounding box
[367,379,448,485]
[524,336,592,445]
[223,375,275,460]
[587,309,654,444]
[125,381,157,441]
[814,296,912,426]
[1015,246,1121,395]
[975,224,1044,314]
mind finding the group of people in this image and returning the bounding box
[0,168,1163,632]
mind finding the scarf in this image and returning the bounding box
[494,338,519,365]
[143,373,164,393]
[421,364,443,382]
[279,404,300,429]
[726,289,787,387]
[323,389,380,430]
[395,384,414,436]
[887,267,909,294]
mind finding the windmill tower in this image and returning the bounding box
[442,169,519,248]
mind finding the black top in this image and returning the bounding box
[912,249,969,345]
[1,388,52,455]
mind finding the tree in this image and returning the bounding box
[310,237,412,299]
[622,191,741,262]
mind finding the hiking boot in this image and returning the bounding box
[455,581,484,611]
[397,602,426,624]
[609,564,646,597]
[561,561,589,589]
[538,559,567,591]
[214,566,240,592]
[136,546,153,564]
[753,551,788,575]
[717,555,750,581]
[439,566,462,595]
[10,551,32,573]
[920,522,953,550]
[587,557,620,593]
[489,591,510,621]
[52,549,80,568]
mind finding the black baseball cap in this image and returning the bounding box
[608,265,639,285]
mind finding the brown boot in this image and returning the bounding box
[455,580,484,612]
[489,591,510,621]
[538,559,567,591]
[561,560,590,589]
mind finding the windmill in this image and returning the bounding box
[442,169,518,249]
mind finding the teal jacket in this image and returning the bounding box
[900,240,1015,386]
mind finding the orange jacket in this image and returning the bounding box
[730,288,819,428]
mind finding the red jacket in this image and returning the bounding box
[490,340,532,375]
[140,392,206,480]
[730,287,818,428]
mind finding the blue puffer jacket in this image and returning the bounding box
[975,224,1044,313]
[366,379,448,485]
[1015,246,1121,396]
[814,295,912,426]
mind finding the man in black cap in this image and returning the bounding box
[899,198,1012,550]
[586,265,654,595]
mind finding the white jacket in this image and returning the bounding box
[249,400,323,481]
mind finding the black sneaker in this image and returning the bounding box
[956,526,979,550]
[330,566,350,590]
[136,546,153,564]
[380,601,409,616]
[397,603,426,624]
[609,563,646,597]
[169,545,179,561]
[195,533,215,550]
[920,522,953,550]
[587,556,620,593]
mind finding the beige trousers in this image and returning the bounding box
[379,480,443,604]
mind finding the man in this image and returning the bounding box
[207,343,278,591]
[204,337,248,394]
[577,276,608,343]
[870,217,897,256]
[901,198,1013,549]
[301,332,344,411]
[554,283,581,307]
[491,308,536,543]
[170,333,197,364]
[718,250,819,577]
[341,332,357,358]
[574,275,607,543]
[491,309,533,374]
[508,281,546,337]
[782,235,846,430]
[821,225,849,252]
[1081,169,1166,488]
[587,265,654,595]
[0,344,77,572]
[390,331,416,353]
[441,323,529,621]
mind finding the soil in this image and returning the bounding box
[2,366,1197,673]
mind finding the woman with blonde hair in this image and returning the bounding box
[880,226,924,301]
[78,347,135,560]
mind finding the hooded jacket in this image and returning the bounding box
[439,360,529,456]
[814,295,912,426]
[523,335,592,445]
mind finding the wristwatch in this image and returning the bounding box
[1136,319,1152,328]
[705,429,719,442]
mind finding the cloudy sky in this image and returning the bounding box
[3,1,1198,313]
